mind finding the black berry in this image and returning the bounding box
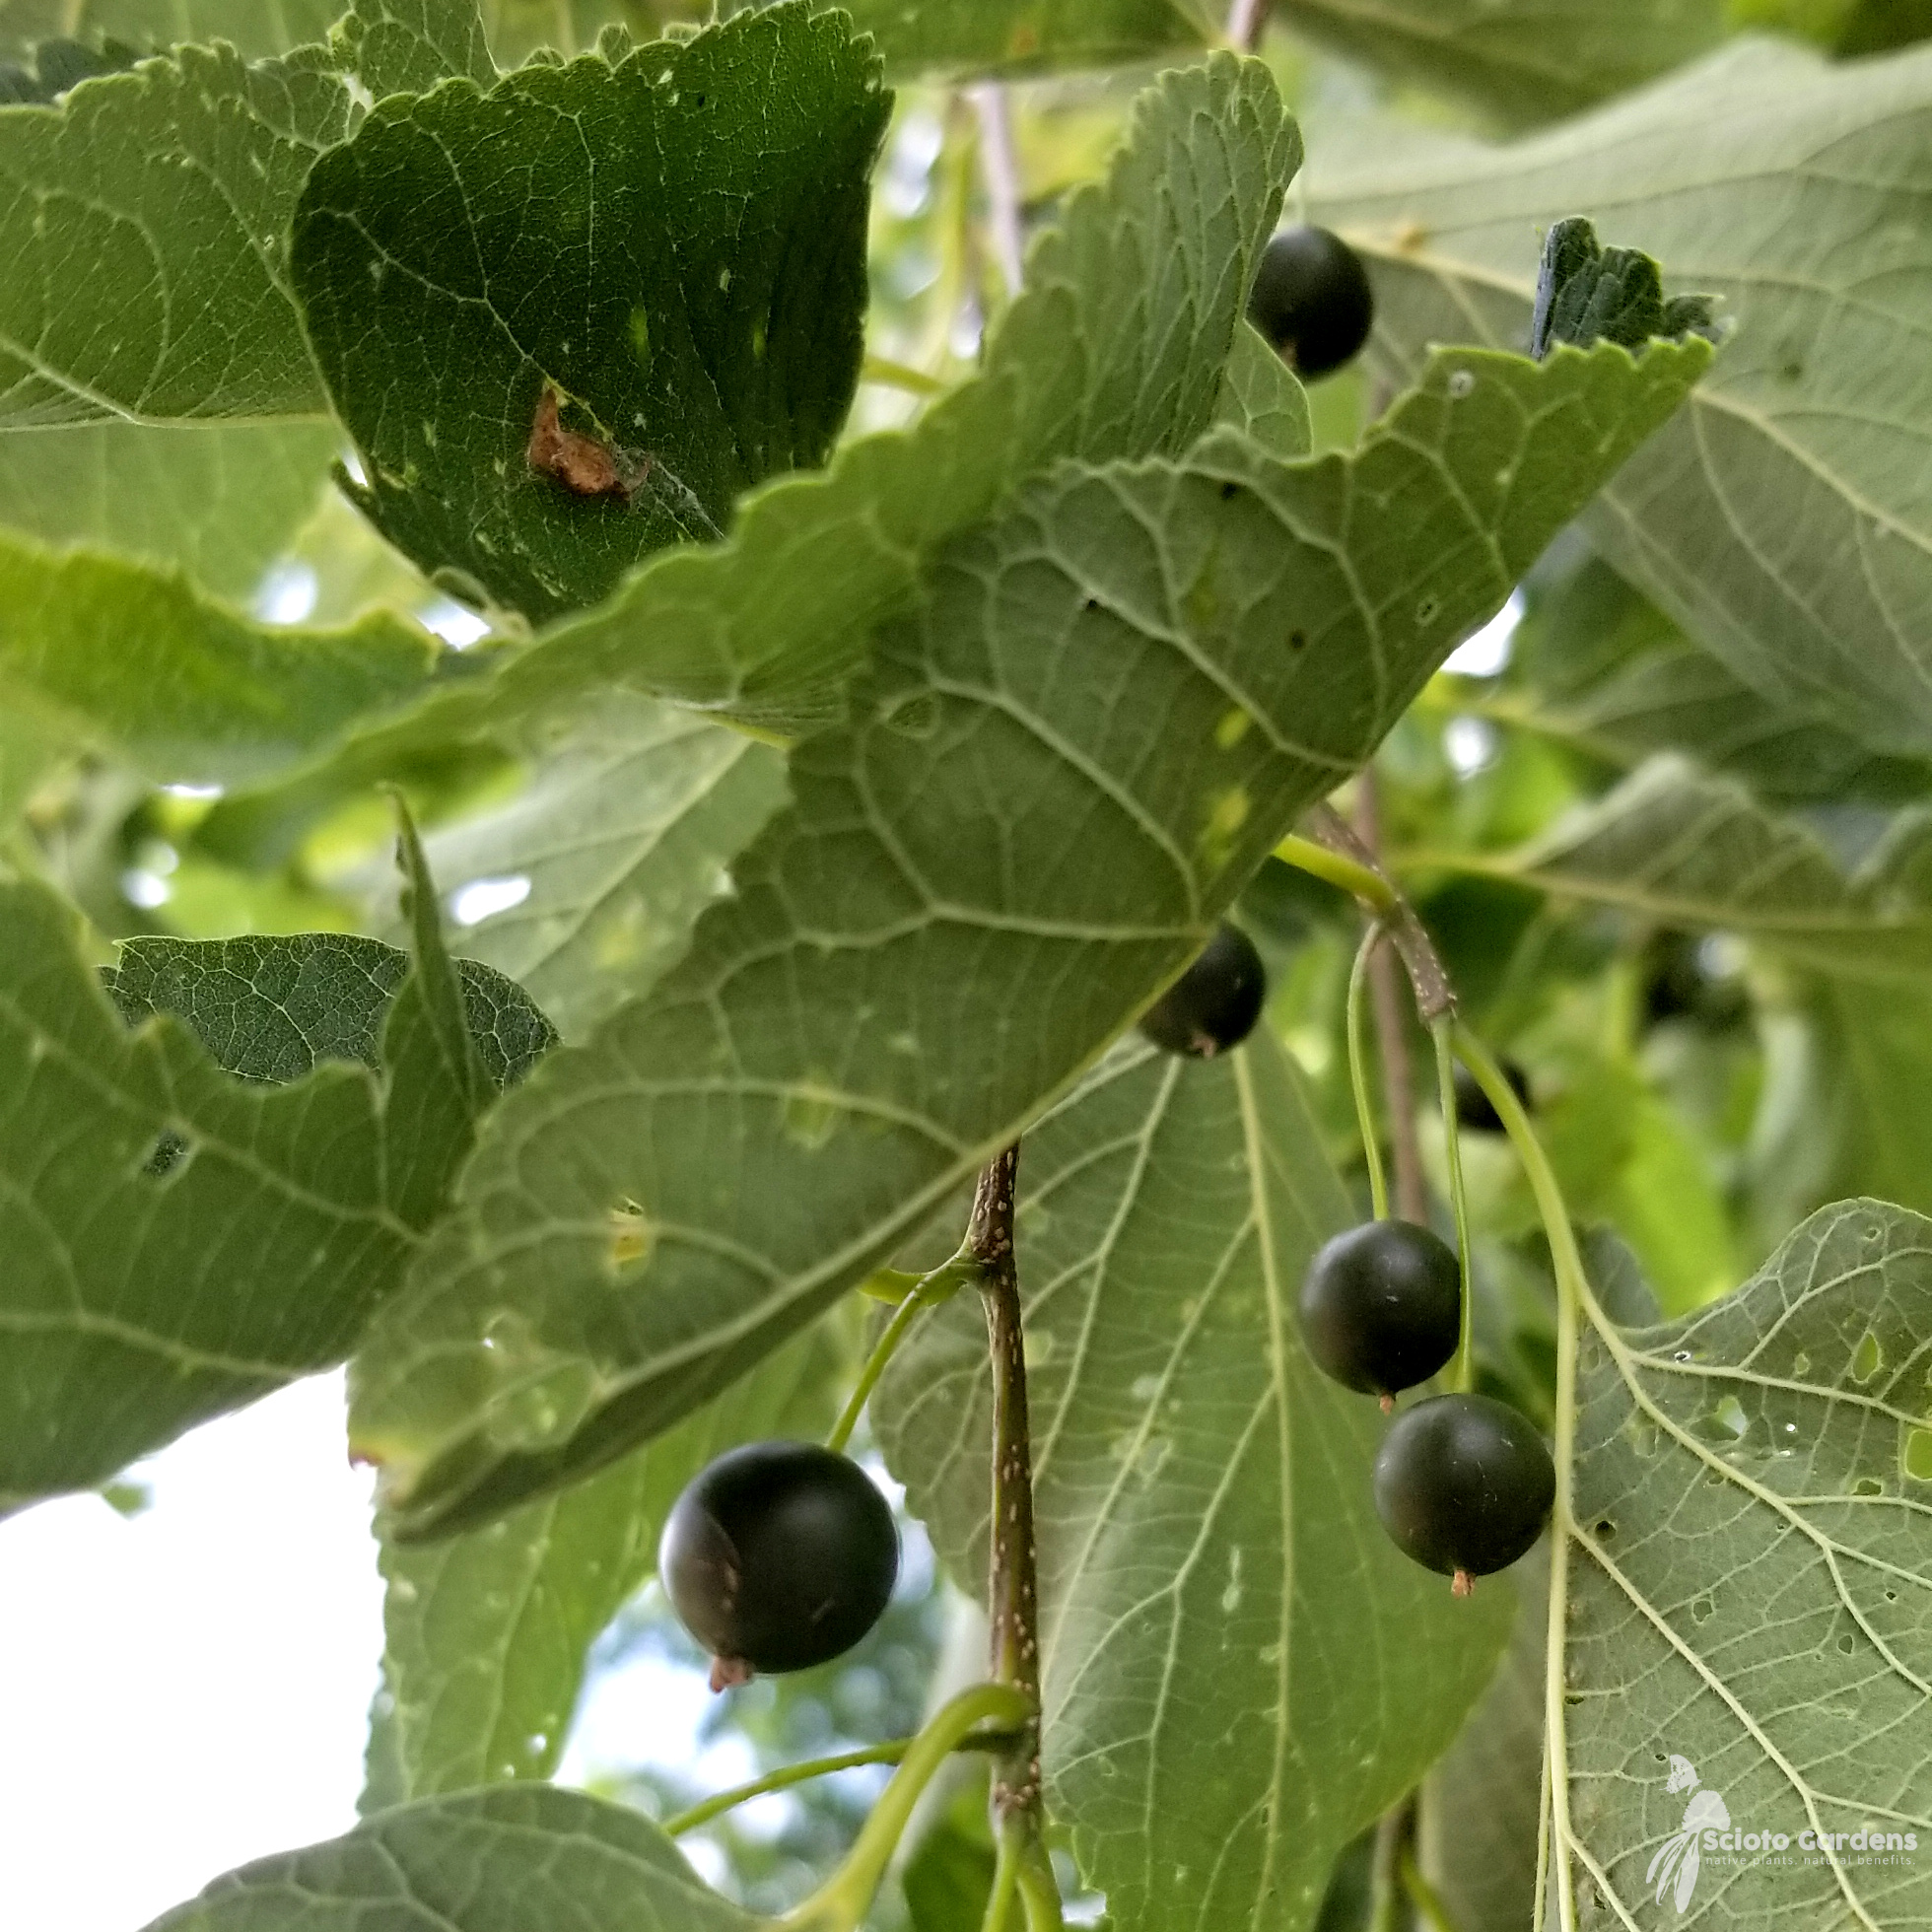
[1373,1393,1554,1582]
[1299,1220,1461,1398]
[658,1440,899,1686]
[1139,923,1267,1058]
[1451,1059,1530,1134]
[1247,226,1374,379]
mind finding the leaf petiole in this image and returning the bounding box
[782,1682,1034,1932]
[1346,927,1391,1219]
[1274,831,1398,913]
[827,1258,975,1453]
[1450,1024,1585,1932]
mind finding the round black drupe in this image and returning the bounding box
[1451,1059,1531,1135]
[1139,923,1268,1058]
[1298,1219,1462,1397]
[1246,226,1374,379]
[658,1440,899,1677]
[1374,1393,1555,1577]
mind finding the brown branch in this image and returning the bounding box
[1343,781,1431,1223]
[969,1142,1042,1821]
[1305,799,1455,1022]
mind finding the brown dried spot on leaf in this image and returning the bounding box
[526,386,651,500]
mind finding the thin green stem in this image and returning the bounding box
[1347,928,1390,1220]
[862,354,947,396]
[981,1819,1024,1932]
[1431,1019,1475,1392]
[1274,832,1397,914]
[1451,1025,1583,1932]
[1532,1717,1552,1932]
[665,1741,911,1836]
[782,1683,1032,1932]
[1366,1807,1402,1932]
[1400,1844,1462,1932]
[1017,1836,1065,1931]
[827,1260,972,1454]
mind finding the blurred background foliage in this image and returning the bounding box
[2,0,1928,1923]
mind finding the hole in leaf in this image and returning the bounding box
[1851,1332,1884,1383]
[607,1204,653,1275]
[1700,1395,1748,1441]
[1594,1519,1616,1540]
[1902,1428,1932,1484]
[1885,1589,1899,1603]
[1836,1632,1857,1655]
[1219,481,1239,501]
[140,1129,193,1180]
[1690,1593,1715,1623]
[1415,596,1441,625]
[1792,1350,1811,1376]
[1852,1477,1885,1497]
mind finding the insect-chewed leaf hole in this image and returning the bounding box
[1850,1331,1884,1383]
[139,1129,194,1181]
[1690,1593,1716,1623]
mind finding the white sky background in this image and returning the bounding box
[0,1375,764,1931]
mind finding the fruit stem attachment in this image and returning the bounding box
[1346,927,1391,1221]
[1274,833,1394,914]
[1430,1019,1475,1393]
[1450,1024,1584,1932]
[782,1682,1033,1932]
[828,1259,975,1454]
[970,1143,1045,1823]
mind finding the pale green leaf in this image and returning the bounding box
[362,1311,849,1808]
[481,52,1302,736]
[1274,0,1725,126]
[417,696,787,1039]
[289,6,890,623]
[141,1784,758,1932]
[1552,1198,1932,1921]
[1457,757,1932,985]
[328,0,495,97]
[0,529,445,786]
[1310,36,1932,757]
[0,420,338,598]
[1418,1548,1548,1932]
[347,333,1707,1538]
[1209,320,1313,460]
[0,2,340,61]
[0,40,350,424]
[875,1034,1513,1932]
[830,0,1202,81]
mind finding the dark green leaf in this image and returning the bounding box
[141,1784,759,1932]
[290,4,889,622]
[348,332,1706,1537]
[475,52,1302,737]
[328,0,495,97]
[877,1034,1513,1932]
[1530,216,1715,360]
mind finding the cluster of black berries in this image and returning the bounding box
[1299,1206,1552,1590]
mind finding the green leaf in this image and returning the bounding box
[1418,1549,1548,1932]
[0,530,445,786]
[362,1310,848,1808]
[831,0,1203,81]
[1500,555,1932,808]
[1552,1199,1932,1921]
[878,1033,1513,1932]
[0,879,397,1510]
[141,1784,759,1932]
[1209,320,1314,460]
[348,330,1706,1538]
[416,696,787,1039]
[102,932,556,1089]
[1457,758,1932,985]
[0,40,351,424]
[480,51,1303,737]
[0,420,339,599]
[328,0,495,98]
[1310,37,1932,757]
[1272,0,1726,126]
[1529,216,1715,361]
[289,5,890,624]
[0,2,341,63]
[0,863,554,1511]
